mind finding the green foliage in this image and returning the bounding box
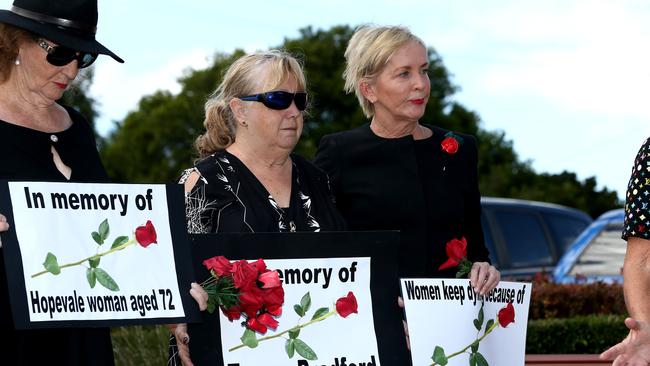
[111,326,168,366]
[529,279,626,320]
[526,315,628,354]
[98,24,620,216]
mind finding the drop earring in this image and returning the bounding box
[14,59,20,66]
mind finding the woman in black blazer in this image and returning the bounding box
[315,25,500,295]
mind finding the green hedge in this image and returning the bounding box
[526,315,628,354]
[529,280,625,319]
[111,325,168,366]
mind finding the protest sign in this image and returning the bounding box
[401,278,531,366]
[0,181,199,328]
[188,231,407,366]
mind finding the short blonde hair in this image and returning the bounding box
[343,25,425,118]
[195,49,307,157]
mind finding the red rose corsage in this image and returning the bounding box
[441,131,464,155]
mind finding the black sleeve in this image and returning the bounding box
[622,138,650,241]
[464,135,490,263]
[313,134,341,199]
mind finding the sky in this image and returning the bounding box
[2,0,648,201]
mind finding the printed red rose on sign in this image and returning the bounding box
[441,136,459,154]
[335,291,358,318]
[439,237,468,270]
[202,255,233,276]
[135,220,157,247]
[498,302,515,328]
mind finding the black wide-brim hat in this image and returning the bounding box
[0,0,123,63]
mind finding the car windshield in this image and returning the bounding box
[568,223,625,276]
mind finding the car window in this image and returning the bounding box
[545,213,591,255]
[494,211,553,268]
[569,223,625,276]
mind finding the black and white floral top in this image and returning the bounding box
[178,150,346,234]
[623,137,650,240]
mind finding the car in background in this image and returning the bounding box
[481,197,593,280]
[553,209,625,284]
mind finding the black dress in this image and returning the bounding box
[168,150,346,364]
[0,106,114,365]
[314,123,490,278]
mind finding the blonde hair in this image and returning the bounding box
[343,25,425,118]
[195,49,307,158]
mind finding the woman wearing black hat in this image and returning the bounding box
[0,0,123,364]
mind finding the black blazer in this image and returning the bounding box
[314,123,489,277]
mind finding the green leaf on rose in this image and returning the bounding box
[478,304,484,328]
[95,268,119,291]
[294,304,305,317]
[288,329,300,339]
[86,268,96,288]
[486,319,494,331]
[91,231,103,245]
[88,256,100,268]
[43,252,61,275]
[311,307,329,320]
[473,319,481,330]
[98,219,110,242]
[111,235,129,249]
[294,339,317,360]
[285,339,295,358]
[432,346,448,365]
[241,328,258,348]
[470,353,477,366]
[471,340,479,353]
[300,292,311,313]
[475,352,489,366]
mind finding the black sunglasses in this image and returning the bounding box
[239,91,307,111]
[36,39,98,69]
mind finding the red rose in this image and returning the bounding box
[262,285,284,309]
[221,305,241,321]
[259,270,281,288]
[239,287,264,318]
[438,237,468,270]
[441,136,459,154]
[202,255,232,276]
[252,258,267,272]
[498,302,515,328]
[335,291,358,318]
[232,260,258,290]
[256,312,279,331]
[135,220,157,247]
[246,317,268,334]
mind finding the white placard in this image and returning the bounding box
[8,181,186,322]
[219,257,380,366]
[401,278,531,366]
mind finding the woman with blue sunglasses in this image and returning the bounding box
[169,50,346,365]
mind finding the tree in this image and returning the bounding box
[99,25,620,216]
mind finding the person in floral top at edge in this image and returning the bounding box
[167,50,346,366]
[314,25,501,346]
[601,138,650,366]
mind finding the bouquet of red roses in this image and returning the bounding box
[201,256,285,334]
